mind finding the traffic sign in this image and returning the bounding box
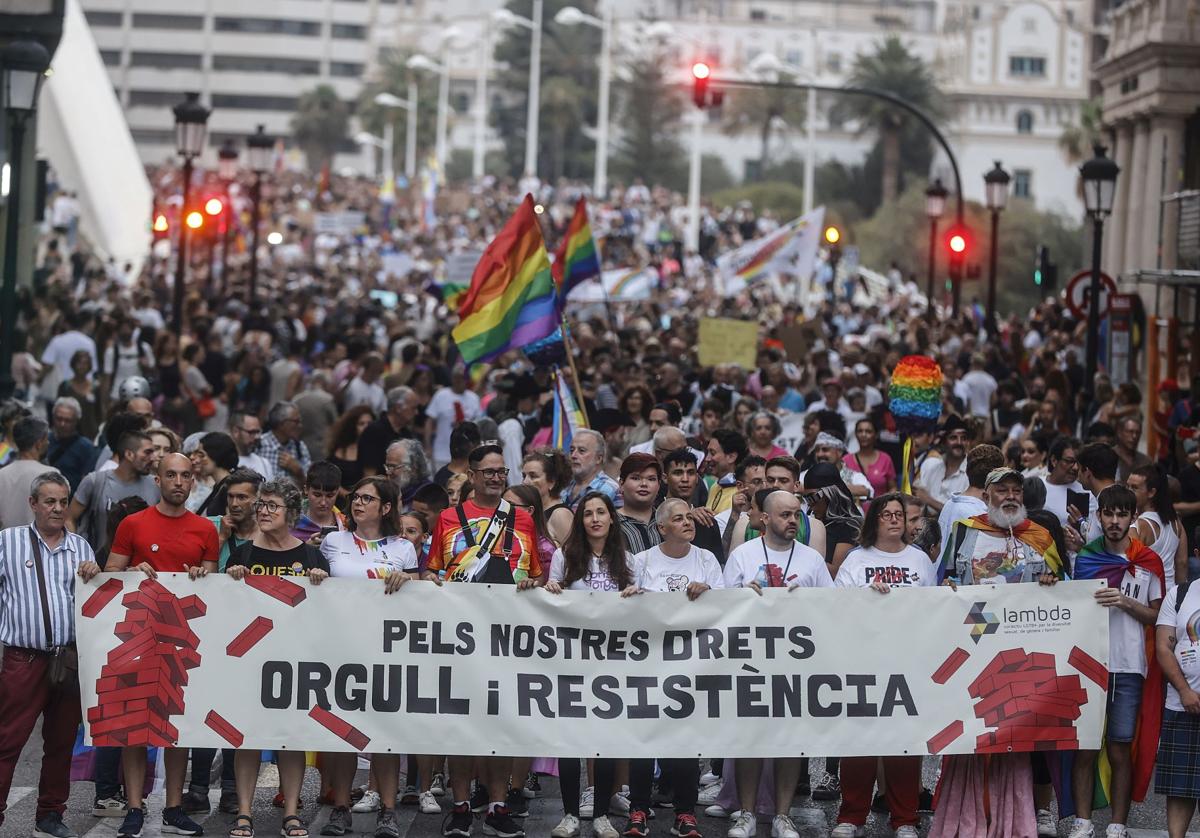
[1065,269,1116,320]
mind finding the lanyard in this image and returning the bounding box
[762,537,796,587]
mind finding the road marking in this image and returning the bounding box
[1129,830,1200,837]
[4,786,35,808]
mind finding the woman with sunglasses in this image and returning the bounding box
[829,492,932,838]
[317,476,418,838]
[225,481,329,838]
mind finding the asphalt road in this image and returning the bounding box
[0,728,1194,838]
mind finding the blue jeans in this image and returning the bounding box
[1106,672,1143,743]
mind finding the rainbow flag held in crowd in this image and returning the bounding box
[452,195,558,366]
[552,367,586,450]
[552,198,601,305]
[432,281,468,312]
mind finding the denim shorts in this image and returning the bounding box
[1106,672,1144,743]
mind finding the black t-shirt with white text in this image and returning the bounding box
[227,542,329,577]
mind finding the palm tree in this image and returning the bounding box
[356,48,441,169]
[721,72,809,181]
[834,37,943,205]
[291,85,350,175]
[1058,98,1103,164]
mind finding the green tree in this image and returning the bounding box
[491,0,601,179]
[721,73,809,181]
[611,48,686,190]
[291,85,351,175]
[356,48,441,175]
[1058,98,1103,165]
[833,37,943,206]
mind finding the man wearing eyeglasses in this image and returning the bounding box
[229,410,271,479]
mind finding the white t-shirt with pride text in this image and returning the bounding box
[835,545,936,589]
[549,548,645,592]
[1158,583,1200,712]
[723,537,832,590]
[635,545,725,593]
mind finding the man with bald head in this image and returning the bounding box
[107,452,219,837]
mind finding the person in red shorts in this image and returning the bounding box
[425,444,542,838]
[107,452,219,838]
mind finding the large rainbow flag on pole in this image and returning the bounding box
[552,197,601,304]
[451,195,559,366]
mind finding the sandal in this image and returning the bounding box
[280,814,309,838]
[230,815,254,838]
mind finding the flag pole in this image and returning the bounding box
[559,316,589,428]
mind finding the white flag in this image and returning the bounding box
[717,206,825,297]
[566,267,658,303]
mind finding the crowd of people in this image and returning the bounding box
[1,168,1199,838]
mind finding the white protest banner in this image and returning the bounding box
[717,207,824,297]
[78,574,1108,758]
[773,412,809,456]
[567,267,658,303]
[444,249,485,284]
[312,211,367,236]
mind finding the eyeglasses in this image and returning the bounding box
[253,501,282,514]
[878,511,905,521]
[473,468,509,479]
[349,493,380,505]
[384,463,409,473]
[237,426,263,436]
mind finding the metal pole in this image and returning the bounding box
[0,118,27,399]
[220,182,233,298]
[685,110,702,253]
[435,52,449,173]
[593,2,611,198]
[986,208,1000,336]
[172,156,193,336]
[474,20,489,180]
[925,216,938,322]
[248,173,262,307]
[524,0,543,178]
[1083,216,1104,408]
[405,80,418,180]
[382,120,395,189]
[803,85,815,215]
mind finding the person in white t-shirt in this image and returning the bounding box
[959,355,997,419]
[723,491,829,838]
[1039,436,1083,530]
[426,369,483,470]
[1154,577,1200,827]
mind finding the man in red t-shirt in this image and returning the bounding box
[424,444,542,838]
[107,453,218,838]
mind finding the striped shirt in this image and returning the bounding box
[0,525,95,649]
[619,513,662,556]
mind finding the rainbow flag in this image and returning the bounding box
[552,366,586,450]
[432,281,468,312]
[552,197,600,304]
[451,195,559,366]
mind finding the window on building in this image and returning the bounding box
[214,17,320,36]
[1016,110,1034,134]
[213,55,320,74]
[331,23,366,39]
[211,93,299,110]
[1022,17,1037,33]
[749,9,766,20]
[100,49,122,67]
[130,51,203,69]
[330,62,364,78]
[1009,56,1046,77]
[1013,169,1032,198]
[785,49,802,67]
[131,13,204,30]
[86,10,123,26]
[826,53,841,73]
[129,90,190,107]
[453,93,469,113]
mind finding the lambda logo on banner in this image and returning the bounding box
[964,601,1000,644]
[965,599,1074,644]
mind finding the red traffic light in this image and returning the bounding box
[204,197,223,216]
[692,61,711,80]
[185,210,204,230]
[152,214,169,233]
[949,233,966,253]
[945,225,970,256]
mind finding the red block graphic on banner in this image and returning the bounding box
[969,647,1093,754]
[87,579,207,747]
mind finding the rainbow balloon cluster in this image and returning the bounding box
[890,355,944,434]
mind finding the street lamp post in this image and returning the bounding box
[245,124,273,309]
[217,139,238,298]
[923,178,948,322]
[0,39,51,399]
[747,52,819,216]
[983,160,1010,337]
[1079,144,1120,409]
[494,4,543,181]
[556,4,613,198]
[373,91,418,186]
[171,91,211,337]
[407,50,452,174]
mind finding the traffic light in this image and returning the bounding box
[152,212,169,241]
[1034,245,1057,289]
[945,225,970,277]
[185,210,204,230]
[691,61,723,109]
[204,197,223,217]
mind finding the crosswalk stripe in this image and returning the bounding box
[4,785,36,808]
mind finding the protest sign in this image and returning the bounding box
[717,207,824,297]
[773,412,809,455]
[78,575,1109,758]
[698,318,759,369]
[312,211,366,236]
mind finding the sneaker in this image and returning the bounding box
[402,786,421,806]
[594,816,620,838]
[610,789,631,815]
[1066,819,1094,838]
[917,788,933,814]
[829,825,865,838]
[505,789,529,818]
[551,814,581,838]
[624,810,650,838]
[181,790,211,815]
[483,805,525,838]
[431,774,447,798]
[671,813,701,838]
[894,828,919,838]
[94,795,128,817]
[375,808,401,838]
[1036,809,1057,837]
[698,781,723,806]
[443,803,473,838]
[523,773,540,799]
[651,787,675,809]
[320,807,353,836]
[699,771,720,787]
[353,791,382,814]
[705,805,729,819]
[1104,826,1128,838]
[421,791,443,815]
[219,791,239,815]
[33,812,77,838]
[471,784,489,814]
[161,806,204,836]
[117,808,145,838]
[771,815,799,838]
[350,787,366,804]
[811,772,840,802]
[579,786,595,819]
[728,810,757,838]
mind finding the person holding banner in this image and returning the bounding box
[830,493,934,838]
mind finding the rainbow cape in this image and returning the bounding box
[1052,537,1166,817]
[941,514,1064,581]
[552,197,600,305]
[451,195,558,366]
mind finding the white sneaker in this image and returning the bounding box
[830,825,865,838]
[1105,825,1128,838]
[431,773,447,798]
[610,790,630,815]
[705,805,729,819]
[579,787,595,819]
[728,810,757,838]
[420,791,442,815]
[894,827,919,838]
[771,815,798,838]
[594,816,619,838]
[699,772,721,787]
[1066,819,1094,838]
[551,815,581,838]
[352,790,381,813]
[1036,809,1057,837]
[698,781,724,806]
